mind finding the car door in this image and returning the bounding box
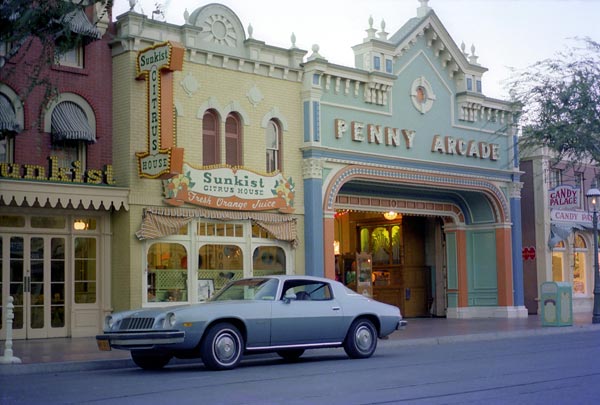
[270,280,345,346]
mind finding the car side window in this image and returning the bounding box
[281,281,333,301]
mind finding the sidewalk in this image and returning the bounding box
[2,313,600,375]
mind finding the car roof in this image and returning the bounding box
[250,275,336,283]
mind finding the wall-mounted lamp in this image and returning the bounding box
[333,240,340,255]
[73,219,87,230]
[383,211,398,221]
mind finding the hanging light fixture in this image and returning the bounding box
[383,211,398,221]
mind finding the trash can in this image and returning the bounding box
[540,282,573,326]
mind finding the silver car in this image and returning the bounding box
[96,275,406,370]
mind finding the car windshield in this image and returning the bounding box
[211,278,279,301]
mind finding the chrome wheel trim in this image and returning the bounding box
[213,330,239,364]
[355,324,374,353]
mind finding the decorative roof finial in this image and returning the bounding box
[378,19,389,41]
[417,0,431,18]
[469,43,479,65]
[364,15,377,42]
[291,32,297,48]
[248,23,253,39]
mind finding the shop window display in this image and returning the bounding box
[146,242,188,302]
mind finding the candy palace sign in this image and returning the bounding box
[549,185,580,210]
[163,164,295,213]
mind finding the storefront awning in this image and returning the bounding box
[0,94,21,134]
[59,8,102,40]
[51,101,96,143]
[548,223,586,249]
[0,180,129,211]
[136,207,298,247]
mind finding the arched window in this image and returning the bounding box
[573,234,587,294]
[266,119,282,172]
[45,98,96,169]
[0,87,24,163]
[225,113,242,166]
[202,110,219,166]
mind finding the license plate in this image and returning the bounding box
[97,339,111,351]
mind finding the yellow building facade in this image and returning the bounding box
[109,4,306,312]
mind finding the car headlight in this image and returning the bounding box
[165,312,176,328]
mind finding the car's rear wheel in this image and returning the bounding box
[344,318,377,359]
[200,322,244,370]
[131,351,172,370]
[277,349,305,362]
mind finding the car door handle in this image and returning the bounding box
[331,306,341,311]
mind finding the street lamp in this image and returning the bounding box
[586,184,600,323]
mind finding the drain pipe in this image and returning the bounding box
[0,296,22,364]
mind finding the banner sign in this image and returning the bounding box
[163,164,295,213]
[550,209,592,224]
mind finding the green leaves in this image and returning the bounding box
[509,38,600,165]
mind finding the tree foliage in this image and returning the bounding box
[0,0,112,97]
[509,38,600,165]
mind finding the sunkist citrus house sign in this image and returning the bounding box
[164,164,296,213]
[135,41,185,178]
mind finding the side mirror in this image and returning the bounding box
[283,291,296,304]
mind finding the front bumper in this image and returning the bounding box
[96,330,185,351]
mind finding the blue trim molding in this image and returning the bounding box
[304,177,324,276]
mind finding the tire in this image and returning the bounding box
[131,351,172,370]
[277,349,305,362]
[200,323,244,370]
[343,318,377,359]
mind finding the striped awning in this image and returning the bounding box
[0,94,21,134]
[59,8,102,40]
[136,207,298,247]
[51,101,96,143]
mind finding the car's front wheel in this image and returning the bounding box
[200,322,244,370]
[277,349,305,362]
[131,351,172,370]
[344,318,377,359]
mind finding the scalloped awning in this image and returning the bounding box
[0,180,129,211]
[136,206,297,246]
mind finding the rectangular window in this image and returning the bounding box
[373,56,381,71]
[385,59,393,73]
[55,44,84,68]
[74,237,97,304]
[0,215,25,227]
[476,80,482,93]
[549,169,562,188]
[466,77,473,91]
[312,73,320,86]
[31,216,66,229]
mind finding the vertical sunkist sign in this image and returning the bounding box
[135,41,185,178]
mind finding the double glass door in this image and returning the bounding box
[2,235,67,339]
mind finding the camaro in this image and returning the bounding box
[96,275,407,370]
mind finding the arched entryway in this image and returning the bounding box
[322,165,514,318]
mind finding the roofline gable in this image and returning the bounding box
[391,11,487,78]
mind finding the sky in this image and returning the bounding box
[112,0,600,100]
